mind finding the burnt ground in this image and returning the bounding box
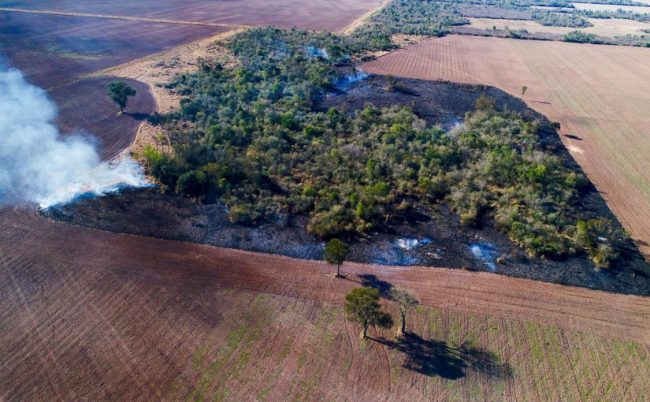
[43,76,650,295]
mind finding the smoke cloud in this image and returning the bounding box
[0,67,148,208]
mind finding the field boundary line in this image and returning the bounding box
[91,30,241,81]
[339,0,391,35]
[0,7,252,30]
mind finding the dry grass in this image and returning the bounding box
[363,35,650,258]
[339,0,391,35]
[468,16,650,37]
[571,2,650,13]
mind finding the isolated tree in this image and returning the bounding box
[389,288,418,337]
[345,287,393,340]
[324,238,349,278]
[107,81,136,113]
[521,85,528,96]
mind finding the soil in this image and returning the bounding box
[454,17,650,42]
[4,15,650,398]
[1,0,386,32]
[7,208,650,343]
[5,207,650,400]
[50,76,156,160]
[43,76,650,295]
[0,11,227,89]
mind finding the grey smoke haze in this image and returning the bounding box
[0,67,147,208]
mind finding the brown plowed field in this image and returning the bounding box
[0,11,228,89]
[362,35,650,258]
[51,77,156,159]
[3,8,650,399]
[0,0,385,32]
[2,208,650,400]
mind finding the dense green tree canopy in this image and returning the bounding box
[146,27,627,268]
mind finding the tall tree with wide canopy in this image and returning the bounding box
[345,287,393,339]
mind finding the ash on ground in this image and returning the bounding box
[43,77,650,296]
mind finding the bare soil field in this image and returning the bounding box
[362,35,650,258]
[3,3,650,399]
[3,90,650,397]
[50,77,156,160]
[0,7,247,28]
[467,16,649,37]
[0,0,385,32]
[0,11,227,89]
[572,2,650,12]
[2,207,650,400]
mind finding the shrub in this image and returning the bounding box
[563,31,602,44]
[228,204,261,226]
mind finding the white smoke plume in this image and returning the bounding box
[0,67,148,208]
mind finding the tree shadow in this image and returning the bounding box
[376,333,512,380]
[357,274,393,298]
[564,134,583,141]
[124,112,150,121]
[354,274,511,379]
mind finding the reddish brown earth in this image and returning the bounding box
[2,207,650,400]
[0,0,384,32]
[4,209,650,342]
[2,86,648,397]
[3,8,650,400]
[51,77,156,159]
[362,35,650,258]
[0,11,228,89]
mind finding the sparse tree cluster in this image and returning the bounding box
[145,27,629,268]
[532,10,592,28]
